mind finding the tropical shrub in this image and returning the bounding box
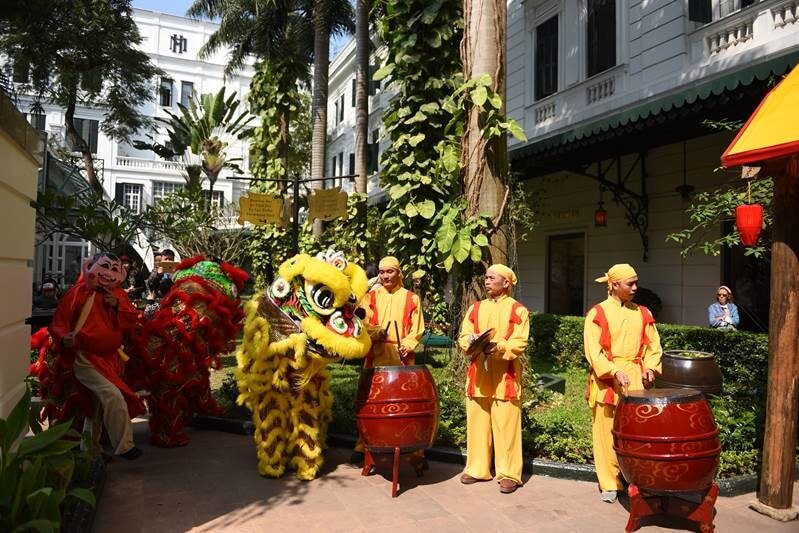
[0,387,95,532]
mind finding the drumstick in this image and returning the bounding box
[393,321,406,366]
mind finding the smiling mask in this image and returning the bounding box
[83,254,126,291]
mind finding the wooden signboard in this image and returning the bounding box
[238,192,285,226]
[308,187,348,222]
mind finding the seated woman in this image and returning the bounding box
[708,285,739,330]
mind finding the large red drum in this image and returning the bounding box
[355,365,440,453]
[613,388,720,493]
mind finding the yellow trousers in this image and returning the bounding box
[73,353,135,455]
[592,402,623,491]
[464,396,522,484]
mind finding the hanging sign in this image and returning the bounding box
[238,192,285,226]
[308,187,349,222]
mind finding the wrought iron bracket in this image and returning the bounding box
[568,152,650,262]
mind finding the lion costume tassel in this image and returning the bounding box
[237,250,371,480]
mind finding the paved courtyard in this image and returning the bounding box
[94,419,798,532]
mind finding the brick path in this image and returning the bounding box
[94,419,798,532]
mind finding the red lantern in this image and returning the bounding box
[735,203,763,246]
[594,201,607,227]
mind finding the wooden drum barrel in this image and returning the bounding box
[613,388,720,493]
[355,365,440,453]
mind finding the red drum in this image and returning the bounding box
[355,365,440,453]
[613,388,720,494]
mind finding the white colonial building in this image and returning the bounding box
[507,0,798,328]
[326,0,799,328]
[12,8,255,287]
[325,38,391,203]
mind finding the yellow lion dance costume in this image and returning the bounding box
[237,250,372,479]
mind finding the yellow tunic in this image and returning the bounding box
[583,295,663,491]
[362,285,424,367]
[457,295,530,399]
[457,294,529,484]
[584,296,662,406]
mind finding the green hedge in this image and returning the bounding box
[529,314,769,397]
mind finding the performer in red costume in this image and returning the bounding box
[48,252,145,459]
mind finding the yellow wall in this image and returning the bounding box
[0,102,41,419]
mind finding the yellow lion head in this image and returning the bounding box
[266,250,371,360]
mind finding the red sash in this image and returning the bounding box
[586,304,654,405]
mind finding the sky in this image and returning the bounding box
[131,0,353,59]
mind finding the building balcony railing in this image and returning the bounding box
[690,0,794,59]
[115,155,186,173]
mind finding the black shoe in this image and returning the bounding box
[119,447,143,460]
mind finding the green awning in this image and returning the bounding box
[510,49,799,161]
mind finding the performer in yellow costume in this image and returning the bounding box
[584,263,662,503]
[458,264,529,494]
[353,256,425,462]
[362,256,425,368]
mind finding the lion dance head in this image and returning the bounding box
[237,250,371,479]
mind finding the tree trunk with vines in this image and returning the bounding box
[460,0,510,304]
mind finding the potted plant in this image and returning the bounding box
[655,350,723,396]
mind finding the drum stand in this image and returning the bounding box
[625,483,718,532]
[361,447,426,498]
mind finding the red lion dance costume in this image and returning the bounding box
[32,256,247,449]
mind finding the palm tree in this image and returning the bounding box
[310,0,355,235]
[187,0,314,182]
[354,0,370,195]
[134,88,255,199]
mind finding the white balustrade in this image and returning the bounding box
[115,156,185,172]
[534,102,556,124]
[706,16,754,54]
[773,0,798,28]
[586,76,615,105]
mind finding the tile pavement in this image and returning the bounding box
[93,419,799,532]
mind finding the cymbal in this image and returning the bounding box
[465,328,495,358]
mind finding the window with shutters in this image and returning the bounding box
[12,61,29,83]
[368,65,380,96]
[688,0,757,23]
[349,153,355,176]
[119,183,143,213]
[69,118,99,154]
[338,93,345,123]
[27,113,46,132]
[180,81,194,107]
[160,78,173,107]
[205,190,224,208]
[351,78,356,107]
[535,16,558,100]
[367,128,380,174]
[586,0,616,78]
[152,181,183,204]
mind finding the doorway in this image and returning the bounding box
[547,233,585,315]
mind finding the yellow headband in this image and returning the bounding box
[487,264,517,286]
[378,256,402,277]
[595,263,638,293]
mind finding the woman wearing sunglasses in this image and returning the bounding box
[708,285,739,330]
